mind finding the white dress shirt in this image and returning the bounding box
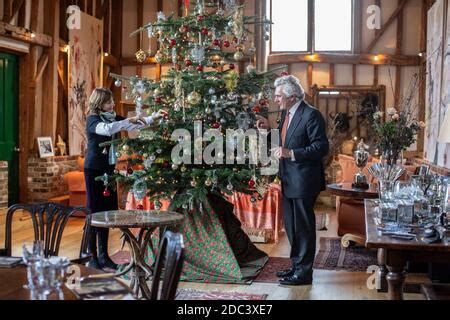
[285,101,301,161]
[95,116,154,137]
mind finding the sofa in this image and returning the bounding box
[63,157,87,207]
[335,154,375,236]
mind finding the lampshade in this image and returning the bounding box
[438,105,450,143]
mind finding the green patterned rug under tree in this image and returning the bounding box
[117,194,269,284]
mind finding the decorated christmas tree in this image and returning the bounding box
[104,0,284,211]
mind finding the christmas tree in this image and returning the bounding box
[104,0,284,210]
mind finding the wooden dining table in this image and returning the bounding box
[0,263,103,300]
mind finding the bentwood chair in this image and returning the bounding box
[149,230,184,300]
[0,202,91,263]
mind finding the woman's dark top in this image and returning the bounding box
[84,114,125,171]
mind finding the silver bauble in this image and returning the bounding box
[234,50,244,61]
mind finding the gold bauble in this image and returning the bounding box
[135,49,147,63]
[154,50,164,63]
[181,166,187,173]
[187,91,202,105]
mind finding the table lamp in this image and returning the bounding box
[438,105,450,143]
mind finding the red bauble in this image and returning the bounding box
[170,39,177,46]
[229,63,235,70]
[137,204,144,210]
[211,122,220,129]
[198,15,204,21]
[103,189,111,197]
[185,59,192,66]
[248,180,256,188]
[127,168,134,175]
[163,161,170,168]
[213,39,221,46]
[253,106,261,113]
[155,97,162,104]
[280,72,289,76]
[201,27,209,35]
[197,65,204,72]
[223,40,230,48]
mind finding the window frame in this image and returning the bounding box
[269,0,356,54]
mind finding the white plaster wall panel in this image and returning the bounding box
[290,63,308,93]
[356,65,375,85]
[122,0,138,57]
[335,64,353,85]
[403,0,422,55]
[312,63,330,88]
[379,65,396,108]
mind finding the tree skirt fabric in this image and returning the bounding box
[123,193,268,284]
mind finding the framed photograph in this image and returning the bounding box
[37,137,54,158]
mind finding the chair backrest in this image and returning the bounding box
[150,231,184,300]
[3,202,90,258]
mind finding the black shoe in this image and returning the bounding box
[97,228,118,270]
[98,255,118,270]
[279,274,313,286]
[276,267,296,278]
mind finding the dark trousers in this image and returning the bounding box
[84,168,118,216]
[282,195,317,277]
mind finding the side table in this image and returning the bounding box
[90,210,184,299]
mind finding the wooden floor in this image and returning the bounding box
[0,207,426,300]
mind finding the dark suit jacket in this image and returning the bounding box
[279,100,329,199]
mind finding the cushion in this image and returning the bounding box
[77,157,85,172]
[63,171,86,192]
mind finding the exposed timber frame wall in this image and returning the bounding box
[267,0,429,159]
[0,0,123,202]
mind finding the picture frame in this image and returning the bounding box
[37,137,55,158]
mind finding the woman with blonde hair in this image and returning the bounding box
[84,87,166,270]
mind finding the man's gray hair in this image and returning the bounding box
[274,75,305,101]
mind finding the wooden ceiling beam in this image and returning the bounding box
[268,52,420,66]
[104,54,119,67]
[0,21,53,47]
[120,56,157,66]
[365,0,409,53]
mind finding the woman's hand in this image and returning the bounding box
[152,109,168,120]
[128,115,147,125]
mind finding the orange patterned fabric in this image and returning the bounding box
[224,183,284,243]
[126,183,284,244]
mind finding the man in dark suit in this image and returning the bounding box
[257,75,329,285]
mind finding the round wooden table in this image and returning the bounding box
[327,183,379,247]
[326,182,379,199]
[0,264,102,300]
[90,210,185,300]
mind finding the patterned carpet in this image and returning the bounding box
[175,289,267,300]
[111,236,378,285]
[254,237,378,283]
[313,237,378,272]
